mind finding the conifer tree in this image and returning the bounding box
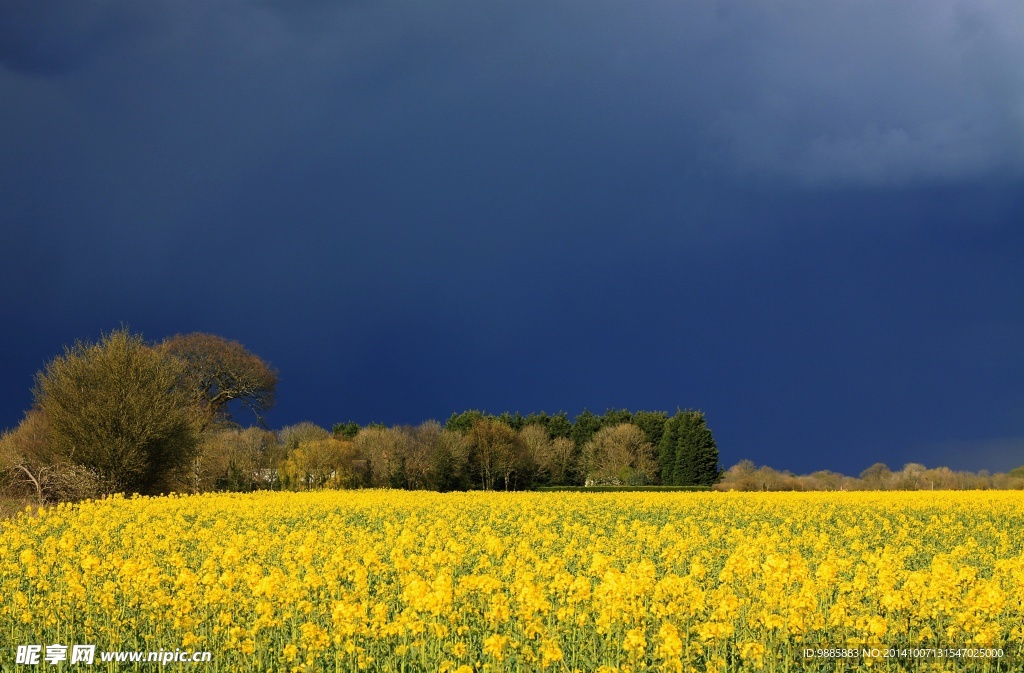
[658,410,719,486]
[570,409,601,449]
[657,413,681,484]
[672,410,719,486]
[634,411,668,455]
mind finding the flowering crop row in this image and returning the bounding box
[2,490,1023,671]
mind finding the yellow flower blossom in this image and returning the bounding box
[482,633,509,661]
[0,490,1021,672]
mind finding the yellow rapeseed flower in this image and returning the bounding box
[1,490,1021,672]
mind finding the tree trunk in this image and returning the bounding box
[16,464,43,504]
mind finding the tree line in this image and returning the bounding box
[6,329,1020,503]
[1,329,277,501]
[715,459,1024,491]
[163,407,719,494]
[0,330,720,502]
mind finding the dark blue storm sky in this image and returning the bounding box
[2,0,1023,475]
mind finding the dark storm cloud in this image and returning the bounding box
[4,0,1022,188]
[0,0,158,75]
[704,1,1024,184]
[1,0,1022,474]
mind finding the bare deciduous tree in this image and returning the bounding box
[278,435,358,490]
[160,333,278,430]
[1,411,107,503]
[0,410,53,502]
[519,424,553,484]
[278,422,330,450]
[466,418,523,490]
[187,426,281,492]
[353,426,407,488]
[582,423,656,486]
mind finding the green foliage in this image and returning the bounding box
[599,408,634,427]
[1010,466,1024,479]
[570,409,601,450]
[545,412,573,440]
[519,411,573,440]
[657,415,680,484]
[495,412,527,432]
[659,410,719,486]
[633,411,668,453]
[674,410,719,486]
[444,410,490,434]
[332,421,361,439]
[33,329,199,494]
[17,328,738,498]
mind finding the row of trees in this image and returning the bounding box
[0,329,721,501]
[189,410,718,494]
[1,329,278,501]
[716,460,1024,491]
[436,408,719,487]
[5,328,1019,501]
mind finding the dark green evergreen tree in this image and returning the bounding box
[496,411,527,431]
[523,411,550,431]
[570,409,601,450]
[331,421,361,439]
[657,412,681,484]
[672,410,719,486]
[521,411,571,439]
[444,410,489,434]
[599,408,633,427]
[634,411,668,452]
[545,412,572,440]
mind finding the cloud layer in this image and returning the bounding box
[1,0,1022,474]
[3,0,1021,187]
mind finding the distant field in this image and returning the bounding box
[2,491,1023,671]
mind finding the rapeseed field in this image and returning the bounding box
[2,491,1022,671]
